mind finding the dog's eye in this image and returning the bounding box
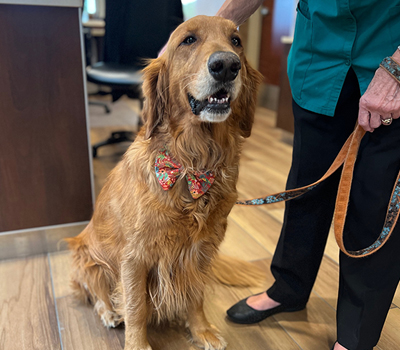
[231,37,241,47]
[181,36,197,45]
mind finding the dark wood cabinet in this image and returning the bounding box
[0,2,93,243]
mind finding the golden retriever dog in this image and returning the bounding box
[67,15,263,350]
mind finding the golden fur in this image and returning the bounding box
[67,16,263,350]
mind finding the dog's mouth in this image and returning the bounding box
[188,89,231,116]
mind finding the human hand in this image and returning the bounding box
[358,56,400,132]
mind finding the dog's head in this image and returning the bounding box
[142,15,263,139]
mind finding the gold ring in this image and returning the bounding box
[381,117,393,126]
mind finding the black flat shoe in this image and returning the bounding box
[226,297,306,324]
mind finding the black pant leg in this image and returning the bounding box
[337,118,400,350]
[267,68,360,306]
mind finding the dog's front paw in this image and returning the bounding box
[94,300,123,328]
[190,325,227,350]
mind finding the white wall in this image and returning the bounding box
[86,0,225,21]
[289,0,297,37]
[182,0,226,20]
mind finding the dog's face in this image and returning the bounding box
[142,15,263,139]
[167,16,243,123]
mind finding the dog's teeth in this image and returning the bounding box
[208,96,229,104]
[217,97,227,104]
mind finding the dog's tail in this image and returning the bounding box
[211,254,266,287]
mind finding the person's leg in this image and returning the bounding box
[227,69,361,324]
[336,117,400,350]
[266,69,361,307]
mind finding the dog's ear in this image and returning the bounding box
[232,58,263,138]
[142,57,169,139]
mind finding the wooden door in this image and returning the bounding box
[258,0,295,86]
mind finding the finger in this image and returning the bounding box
[380,113,394,127]
[381,113,392,120]
[391,113,400,120]
[358,107,373,132]
[370,112,382,129]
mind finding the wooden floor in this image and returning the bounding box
[1,106,399,350]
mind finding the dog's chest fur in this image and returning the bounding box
[115,135,241,322]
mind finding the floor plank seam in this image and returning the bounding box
[47,253,65,350]
[269,317,303,350]
[312,289,337,312]
[262,210,286,226]
[248,257,272,263]
[228,216,275,256]
[242,284,302,349]
[323,254,339,266]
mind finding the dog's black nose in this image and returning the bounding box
[208,51,241,83]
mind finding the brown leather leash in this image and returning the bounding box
[236,124,400,258]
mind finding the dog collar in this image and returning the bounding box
[154,148,215,199]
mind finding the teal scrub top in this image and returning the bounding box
[288,0,400,116]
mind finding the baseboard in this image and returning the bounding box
[0,222,88,260]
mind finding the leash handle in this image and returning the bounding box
[236,124,400,258]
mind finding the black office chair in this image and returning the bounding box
[87,0,184,157]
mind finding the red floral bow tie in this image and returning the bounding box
[154,148,215,199]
